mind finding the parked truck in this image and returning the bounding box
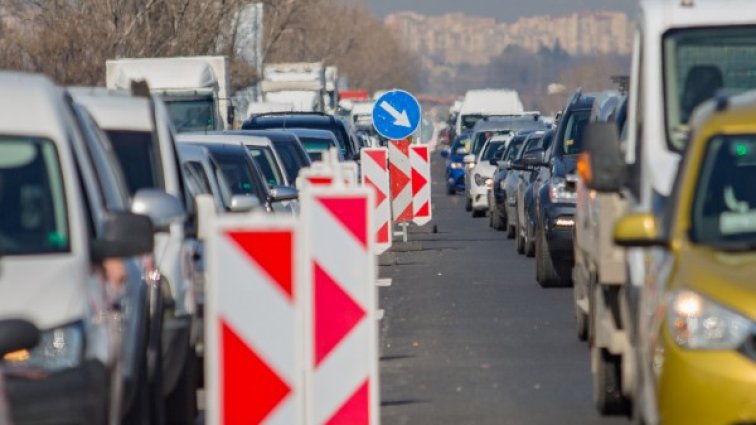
[106,56,234,132]
[260,62,326,112]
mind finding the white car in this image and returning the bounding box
[72,87,201,423]
[466,135,511,217]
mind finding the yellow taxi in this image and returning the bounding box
[614,93,756,424]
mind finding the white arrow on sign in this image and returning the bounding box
[380,100,411,128]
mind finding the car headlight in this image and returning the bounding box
[467,162,476,170]
[450,162,464,170]
[474,174,484,186]
[485,178,493,188]
[548,178,577,203]
[4,321,84,372]
[668,290,752,350]
[499,180,506,191]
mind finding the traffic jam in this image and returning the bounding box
[0,0,755,424]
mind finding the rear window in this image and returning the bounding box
[247,146,284,186]
[0,137,70,255]
[106,130,164,195]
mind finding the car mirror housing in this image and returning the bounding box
[270,185,299,203]
[91,211,155,261]
[440,149,450,159]
[229,194,261,213]
[132,189,187,232]
[613,213,667,248]
[582,122,626,193]
[521,150,546,167]
[0,319,40,357]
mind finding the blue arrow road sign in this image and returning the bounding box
[372,90,422,140]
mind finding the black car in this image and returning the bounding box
[530,91,597,287]
[224,130,311,185]
[490,132,532,233]
[242,112,361,161]
[515,130,554,257]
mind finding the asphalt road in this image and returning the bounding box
[378,153,628,425]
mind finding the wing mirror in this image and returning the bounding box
[229,194,261,213]
[91,211,154,261]
[521,150,547,167]
[0,319,40,357]
[582,122,626,192]
[463,154,476,164]
[132,189,186,232]
[440,148,450,159]
[455,147,468,155]
[613,213,667,248]
[270,185,299,203]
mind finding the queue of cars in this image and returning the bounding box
[0,65,363,425]
[443,0,756,423]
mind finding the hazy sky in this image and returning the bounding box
[365,0,636,21]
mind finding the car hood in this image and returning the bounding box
[0,255,91,330]
[473,162,496,178]
[678,246,756,319]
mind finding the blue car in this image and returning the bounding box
[441,132,472,194]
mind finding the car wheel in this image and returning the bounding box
[525,221,536,257]
[491,204,502,230]
[465,196,472,212]
[593,346,631,416]
[447,185,455,195]
[164,344,198,425]
[575,288,589,342]
[516,220,525,255]
[472,208,485,218]
[537,226,569,287]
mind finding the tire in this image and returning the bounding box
[516,220,525,255]
[593,347,631,416]
[491,203,504,231]
[525,221,536,257]
[535,229,544,283]
[447,185,455,195]
[164,345,198,425]
[575,288,589,342]
[472,209,485,218]
[465,196,472,212]
[536,226,570,287]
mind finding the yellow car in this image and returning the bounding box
[614,94,756,424]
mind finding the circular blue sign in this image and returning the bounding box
[372,90,422,140]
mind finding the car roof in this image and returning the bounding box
[224,129,299,143]
[177,142,212,160]
[69,87,153,131]
[284,128,339,140]
[178,133,273,147]
[0,72,71,142]
[640,0,756,32]
[244,113,339,127]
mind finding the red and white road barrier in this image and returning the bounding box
[388,139,413,224]
[297,150,358,190]
[361,147,392,254]
[206,214,303,425]
[410,145,432,226]
[300,185,380,425]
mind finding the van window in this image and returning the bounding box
[0,138,70,255]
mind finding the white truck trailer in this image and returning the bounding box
[106,56,234,132]
[260,62,326,113]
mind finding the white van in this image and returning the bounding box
[456,89,525,135]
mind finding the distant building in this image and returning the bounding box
[385,10,634,67]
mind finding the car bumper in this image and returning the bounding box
[544,203,576,257]
[657,327,756,424]
[446,168,465,190]
[6,360,108,425]
[470,185,490,210]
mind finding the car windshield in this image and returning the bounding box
[664,27,756,150]
[272,140,306,183]
[0,137,69,255]
[504,139,526,160]
[300,137,337,162]
[471,130,512,156]
[212,151,259,197]
[560,110,591,155]
[247,146,284,187]
[105,130,164,195]
[692,135,756,246]
[461,114,484,131]
[481,141,507,161]
[165,97,216,133]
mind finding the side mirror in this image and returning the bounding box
[229,194,261,213]
[440,149,450,159]
[489,159,498,166]
[522,150,546,167]
[509,159,528,171]
[613,213,667,247]
[0,319,40,357]
[91,211,155,261]
[270,185,299,203]
[582,123,626,192]
[463,154,476,164]
[227,104,236,126]
[455,147,467,155]
[499,160,512,169]
[132,189,186,232]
